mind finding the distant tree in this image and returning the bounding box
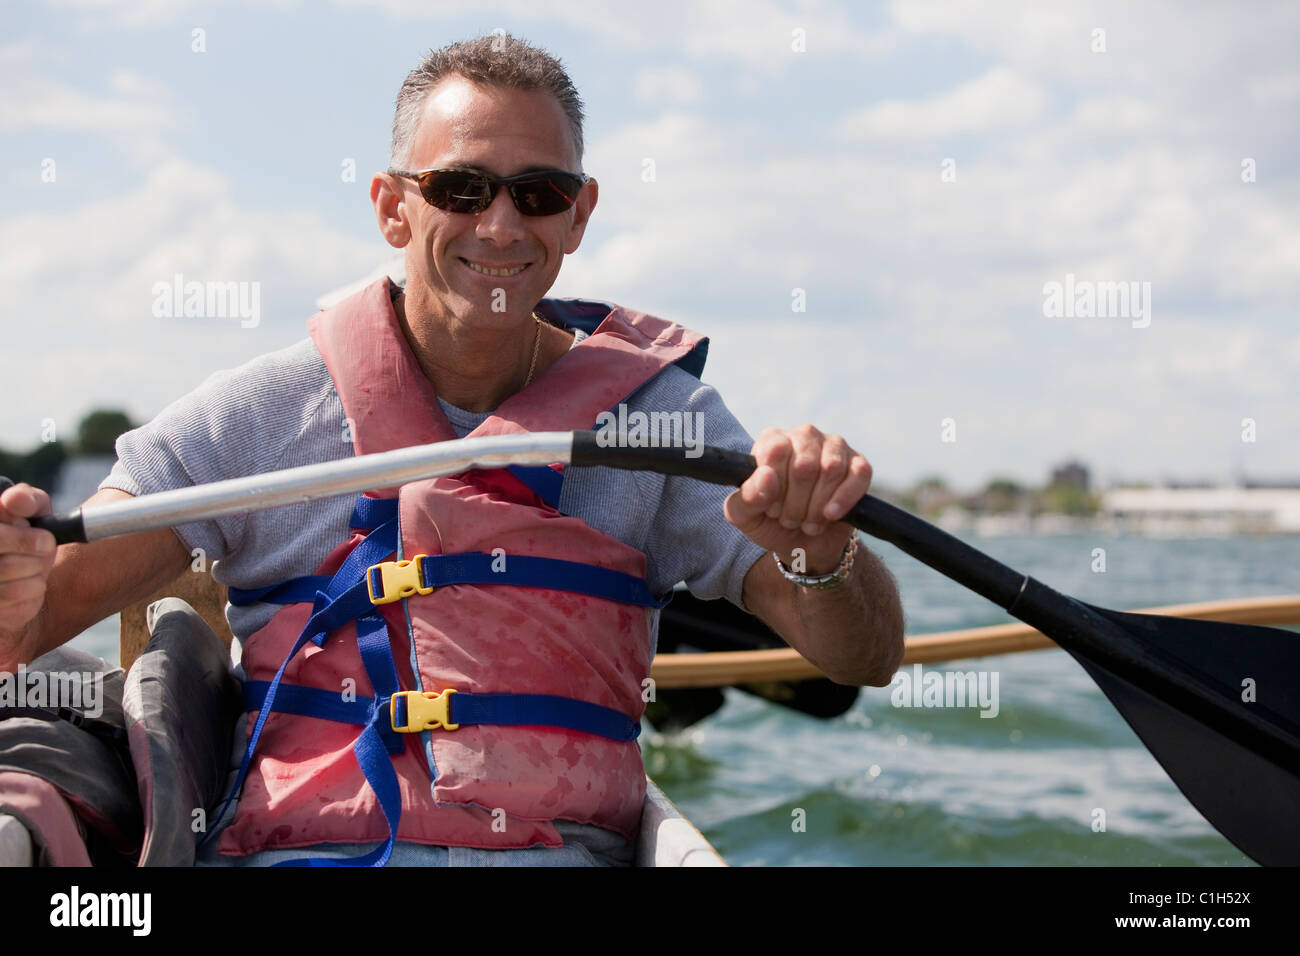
[910,475,954,517]
[77,409,135,456]
[0,441,67,490]
[914,475,949,492]
[1039,482,1099,517]
[985,478,1023,498]
[23,440,69,490]
[979,477,1026,513]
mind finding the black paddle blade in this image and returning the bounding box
[1069,605,1300,865]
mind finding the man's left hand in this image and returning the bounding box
[723,425,872,573]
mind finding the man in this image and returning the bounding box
[0,35,903,865]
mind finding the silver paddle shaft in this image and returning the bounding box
[76,432,575,542]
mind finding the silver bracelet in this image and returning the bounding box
[773,535,858,590]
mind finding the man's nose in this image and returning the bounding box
[474,185,528,243]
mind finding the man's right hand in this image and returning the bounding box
[0,482,58,664]
[0,484,190,671]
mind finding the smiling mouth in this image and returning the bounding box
[460,258,530,278]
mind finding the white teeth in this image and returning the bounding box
[464,260,527,277]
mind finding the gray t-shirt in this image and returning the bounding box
[101,329,766,643]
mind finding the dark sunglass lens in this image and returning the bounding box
[510,173,582,216]
[421,171,492,213]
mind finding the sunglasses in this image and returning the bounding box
[389,167,590,217]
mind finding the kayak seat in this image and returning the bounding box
[123,595,242,865]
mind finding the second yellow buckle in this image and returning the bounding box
[391,689,459,733]
[367,555,433,605]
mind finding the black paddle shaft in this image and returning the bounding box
[572,433,1031,609]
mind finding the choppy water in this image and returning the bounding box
[68,532,1300,866]
[644,533,1300,866]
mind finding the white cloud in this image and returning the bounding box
[548,46,1300,485]
[46,0,298,29]
[836,67,1046,143]
[0,158,389,448]
[1248,71,1300,107]
[634,67,703,106]
[889,0,1300,102]
[0,46,176,134]
[332,0,890,69]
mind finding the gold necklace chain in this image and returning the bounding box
[523,313,543,387]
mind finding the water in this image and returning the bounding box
[646,533,1300,866]
[67,533,1300,866]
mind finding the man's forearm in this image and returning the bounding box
[745,537,905,687]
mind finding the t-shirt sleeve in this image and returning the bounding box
[99,339,339,562]
[635,372,766,611]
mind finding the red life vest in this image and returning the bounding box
[212,279,708,860]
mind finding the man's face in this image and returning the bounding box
[377,75,596,331]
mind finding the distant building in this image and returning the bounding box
[1102,486,1300,534]
[1050,461,1090,491]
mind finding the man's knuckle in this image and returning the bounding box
[0,555,32,579]
[0,576,43,606]
[790,455,820,480]
[822,447,849,475]
[0,525,23,551]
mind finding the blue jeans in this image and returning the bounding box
[194,815,634,867]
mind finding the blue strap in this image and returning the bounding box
[199,518,400,852]
[228,495,397,607]
[294,517,400,646]
[270,610,407,868]
[231,518,405,866]
[273,725,403,868]
[248,682,639,742]
[506,465,564,509]
[243,680,374,724]
[410,553,669,608]
[350,496,398,531]
[448,693,639,741]
[535,297,709,378]
[242,552,668,614]
[298,579,377,647]
[228,577,329,607]
[354,611,404,755]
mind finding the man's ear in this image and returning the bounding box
[371,173,412,248]
[563,177,598,255]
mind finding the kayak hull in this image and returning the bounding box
[638,777,725,867]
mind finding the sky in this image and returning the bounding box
[1,0,1297,491]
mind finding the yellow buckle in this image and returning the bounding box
[391,689,459,733]
[367,555,434,605]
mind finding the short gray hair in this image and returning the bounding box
[390,34,585,169]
